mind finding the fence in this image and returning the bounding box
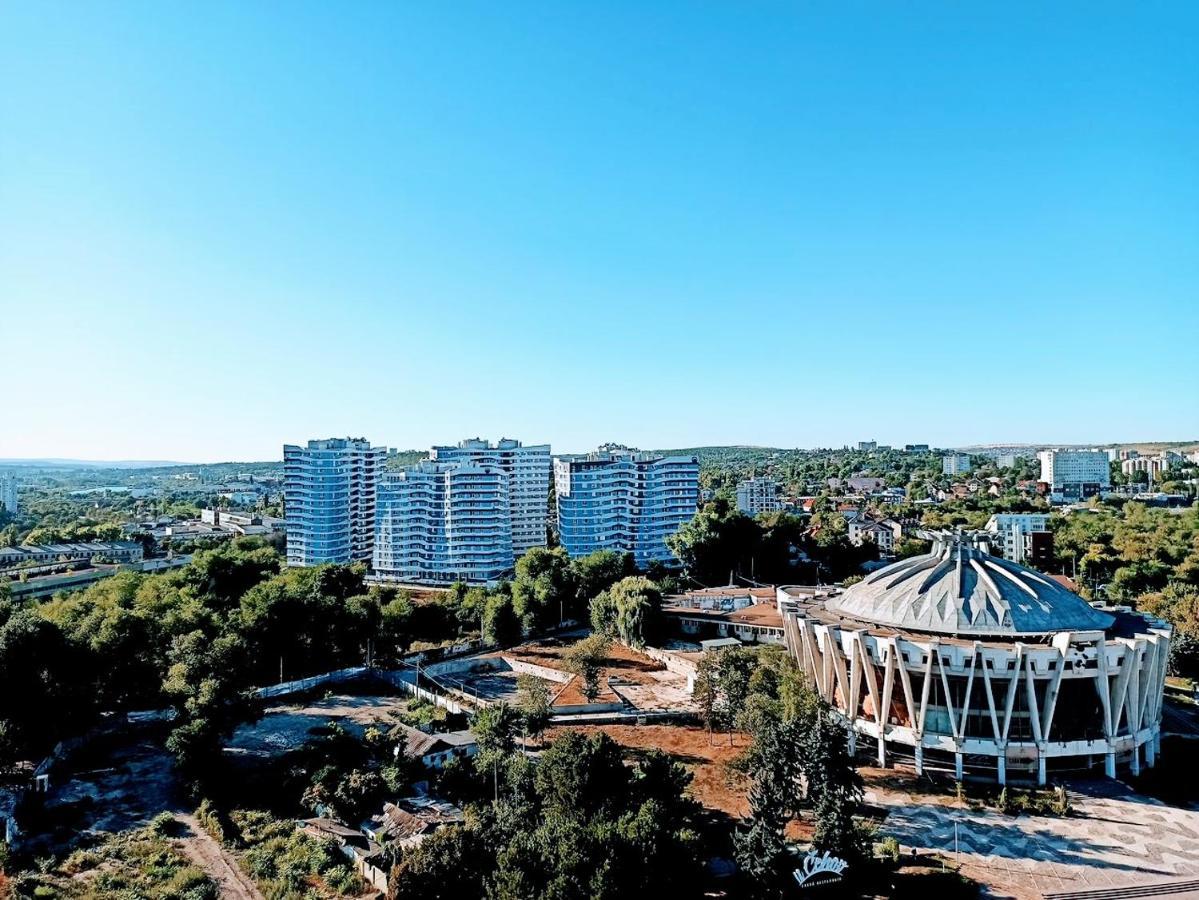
[372,669,468,715]
[253,667,370,699]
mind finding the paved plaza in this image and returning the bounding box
[873,780,1199,899]
[609,668,698,714]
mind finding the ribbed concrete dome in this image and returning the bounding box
[826,531,1115,638]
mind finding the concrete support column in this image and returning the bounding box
[1037,755,1047,786]
[997,755,1007,786]
[847,728,857,756]
[954,752,964,781]
[877,734,886,768]
[1130,745,1141,776]
[914,745,924,776]
[1105,750,1116,778]
[1145,739,1156,768]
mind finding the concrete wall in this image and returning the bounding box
[254,667,369,699]
[501,657,573,684]
[641,645,698,691]
[374,669,468,715]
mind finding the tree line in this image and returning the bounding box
[0,538,648,781]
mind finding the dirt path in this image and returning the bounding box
[172,814,265,900]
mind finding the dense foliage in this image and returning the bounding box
[390,730,703,900]
[669,498,877,585]
[0,536,647,784]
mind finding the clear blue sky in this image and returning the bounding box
[2,2,1196,462]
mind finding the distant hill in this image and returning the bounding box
[0,458,193,469]
[955,440,1199,453]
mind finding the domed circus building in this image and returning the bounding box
[780,531,1171,784]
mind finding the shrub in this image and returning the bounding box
[149,812,181,837]
[877,835,901,862]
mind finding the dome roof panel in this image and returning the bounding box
[826,531,1115,637]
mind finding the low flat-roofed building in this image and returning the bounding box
[0,541,144,569]
[662,586,786,645]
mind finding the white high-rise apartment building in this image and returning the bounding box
[283,437,385,567]
[374,460,513,585]
[985,513,1050,563]
[429,438,551,557]
[0,475,18,516]
[1038,449,1111,502]
[942,453,972,475]
[555,447,699,568]
[736,477,781,516]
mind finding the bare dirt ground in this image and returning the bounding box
[172,813,265,900]
[226,693,413,756]
[559,723,751,817]
[24,736,183,854]
[557,722,815,841]
[502,640,696,712]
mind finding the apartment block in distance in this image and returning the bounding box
[985,513,1051,565]
[429,438,551,557]
[373,460,513,585]
[736,477,781,516]
[283,437,385,566]
[942,453,972,475]
[0,474,17,515]
[1038,449,1111,502]
[555,446,699,568]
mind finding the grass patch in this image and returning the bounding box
[6,821,217,900]
[222,809,361,899]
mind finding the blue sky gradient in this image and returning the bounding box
[2,2,1196,461]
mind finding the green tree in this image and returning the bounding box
[569,550,635,615]
[471,701,521,773]
[734,710,809,896]
[564,633,610,702]
[668,498,763,585]
[717,646,757,743]
[482,593,522,647]
[802,707,866,862]
[162,630,254,790]
[693,652,722,740]
[589,576,663,647]
[390,825,487,899]
[516,673,552,742]
[512,547,575,631]
[734,774,791,898]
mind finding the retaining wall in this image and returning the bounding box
[502,657,573,684]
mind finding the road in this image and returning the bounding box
[172,813,265,900]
